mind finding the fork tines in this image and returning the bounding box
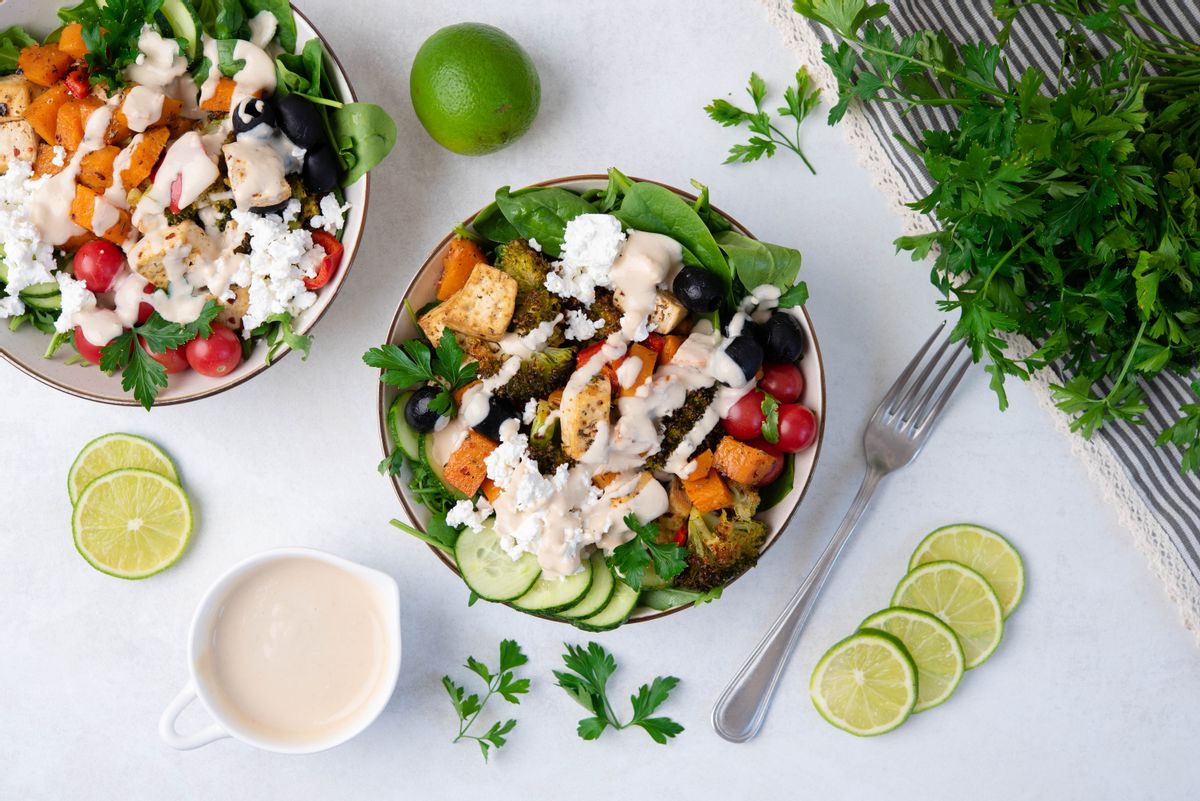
[878,323,972,433]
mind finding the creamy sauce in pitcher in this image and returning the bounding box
[196,558,390,744]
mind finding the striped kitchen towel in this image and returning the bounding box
[759,0,1200,639]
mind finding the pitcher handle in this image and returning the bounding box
[159,682,229,750]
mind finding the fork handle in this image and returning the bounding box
[711,467,884,743]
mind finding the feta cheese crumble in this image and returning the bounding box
[543,214,626,304]
[446,498,494,533]
[0,161,63,319]
[51,146,67,168]
[522,398,539,425]
[54,273,95,333]
[309,194,352,234]
[564,309,605,341]
[527,237,542,252]
[228,207,324,332]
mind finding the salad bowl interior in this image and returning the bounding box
[379,175,826,623]
[0,4,369,406]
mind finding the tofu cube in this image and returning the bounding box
[128,221,210,289]
[648,290,688,334]
[222,139,291,211]
[0,119,37,170]
[0,75,35,121]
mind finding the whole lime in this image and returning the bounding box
[409,23,541,156]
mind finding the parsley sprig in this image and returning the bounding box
[362,329,478,416]
[62,0,165,90]
[705,68,821,173]
[553,642,684,744]
[98,300,219,410]
[608,513,687,591]
[797,0,1200,470]
[442,639,530,762]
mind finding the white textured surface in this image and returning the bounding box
[2,2,1199,799]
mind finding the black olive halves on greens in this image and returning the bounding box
[473,396,518,442]
[302,145,339,195]
[724,334,763,383]
[673,266,723,313]
[274,94,325,148]
[232,96,276,134]
[762,311,806,363]
[406,386,446,434]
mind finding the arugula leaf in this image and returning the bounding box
[0,26,35,73]
[608,513,687,591]
[705,68,820,173]
[443,640,529,762]
[247,312,312,364]
[761,394,780,444]
[553,642,684,744]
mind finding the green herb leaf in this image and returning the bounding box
[608,513,687,591]
[761,394,780,443]
[443,639,528,762]
[0,26,35,73]
[706,68,820,173]
[553,642,683,744]
[494,186,598,257]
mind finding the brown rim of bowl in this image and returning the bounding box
[378,174,827,624]
[0,4,369,407]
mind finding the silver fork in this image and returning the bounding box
[711,322,972,743]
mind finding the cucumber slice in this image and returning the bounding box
[159,0,201,58]
[455,522,541,602]
[388,392,421,461]
[575,580,639,632]
[18,281,59,298]
[23,292,61,311]
[639,562,670,590]
[512,561,592,613]
[558,553,616,620]
[419,432,466,501]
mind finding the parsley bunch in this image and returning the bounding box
[60,0,165,90]
[705,68,821,173]
[553,641,684,744]
[442,639,530,762]
[796,0,1200,470]
[609,513,688,591]
[99,300,219,410]
[362,329,478,417]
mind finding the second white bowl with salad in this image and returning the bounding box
[371,171,825,629]
[0,0,396,408]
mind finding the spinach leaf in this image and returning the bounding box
[598,167,633,212]
[0,26,35,74]
[213,0,247,40]
[57,0,99,24]
[274,36,323,96]
[690,180,732,234]
[715,230,802,292]
[757,453,795,512]
[494,186,597,257]
[214,39,245,77]
[330,102,397,186]
[242,0,297,52]
[472,203,520,244]
[615,181,730,290]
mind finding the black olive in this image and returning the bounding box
[274,94,324,149]
[473,396,517,442]
[250,198,290,216]
[762,311,806,363]
[405,386,445,434]
[302,144,339,194]
[232,96,276,134]
[723,334,763,383]
[672,266,723,313]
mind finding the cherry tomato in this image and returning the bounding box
[759,362,804,403]
[304,230,344,290]
[136,284,156,325]
[721,389,767,441]
[168,174,183,214]
[776,404,818,453]
[185,324,242,377]
[73,240,125,293]
[64,68,90,99]
[140,336,189,374]
[73,326,107,364]
[747,437,785,486]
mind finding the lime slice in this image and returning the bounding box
[68,433,178,505]
[892,561,1004,669]
[72,469,193,579]
[861,607,965,712]
[809,630,917,736]
[909,524,1025,617]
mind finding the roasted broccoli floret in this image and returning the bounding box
[496,239,562,335]
[729,481,761,521]
[674,506,767,593]
[646,386,717,471]
[527,399,574,474]
[588,289,622,341]
[496,345,577,404]
[288,176,322,228]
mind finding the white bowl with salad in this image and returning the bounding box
[371,171,825,629]
[0,0,395,408]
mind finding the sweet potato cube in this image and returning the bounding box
[619,343,657,397]
[453,380,480,406]
[713,436,778,486]
[33,143,65,177]
[54,99,84,151]
[58,23,89,60]
[199,77,240,113]
[70,184,131,245]
[443,430,497,497]
[24,83,70,143]
[17,45,74,87]
[119,126,169,190]
[481,478,501,504]
[686,449,714,479]
[682,468,733,513]
[659,334,684,365]
[439,238,488,301]
[116,91,182,133]
[79,145,119,192]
